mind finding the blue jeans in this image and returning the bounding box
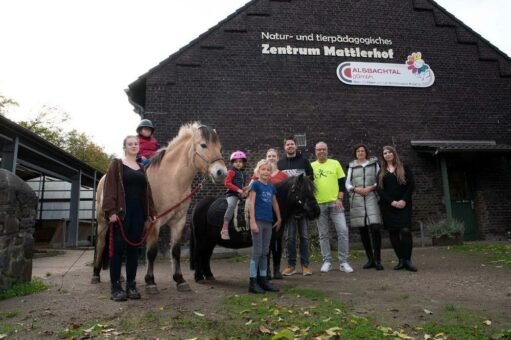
[317,202,349,263]
[285,217,309,267]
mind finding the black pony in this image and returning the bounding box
[190,174,320,282]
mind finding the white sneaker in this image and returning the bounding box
[339,262,354,273]
[320,262,332,273]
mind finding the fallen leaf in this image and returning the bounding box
[71,323,82,329]
[245,320,253,325]
[84,325,97,333]
[322,317,332,322]
[0,334,7,339]
[434,332,446,338]
[325,326,342,336]
[260,326,271,334]
[483,320,492,326]
[424,334,432,339]
[97,295,108,300]
[239,309,250,314]
[303,311,310,316]
[288,325,300,332]
[251,303,258,307]
[159,306,164,311]
[262,297,268,302]
[193,311,204,317]
[102,328,115,333]
[334,308,342,314]
[271,329,294,340]
[423,309,433,315]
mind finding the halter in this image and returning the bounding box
[191,126,224,174]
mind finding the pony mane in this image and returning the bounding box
[147,122,219,169]
[277,174,316,194]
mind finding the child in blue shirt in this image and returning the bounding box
[248,159,282,293]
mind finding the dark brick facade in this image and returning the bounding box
[128,0,511,241]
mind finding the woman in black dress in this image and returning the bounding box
[103,135,156,301]
[377,146,417,272]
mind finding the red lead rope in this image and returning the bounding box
[108,179,205,258]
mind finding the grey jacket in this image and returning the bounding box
[347,157,382,228]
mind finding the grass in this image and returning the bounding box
[0,278,48,300]
[421,304,511,339]
[52,287,511,339]
[448,243,511,267]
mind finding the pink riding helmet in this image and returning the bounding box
[230,150,247,163]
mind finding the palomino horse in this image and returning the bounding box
[190,174,320,282]
[91,122,227,292]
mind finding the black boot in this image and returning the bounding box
[258,276,279,292]
[249,278,265,294]
[273,266,283,280]
[374,250,383,270]
[110,283,127,302]
[393,259,405,270]
[126,281,141,299]
[363,258,375,269]
[404,259,417,272]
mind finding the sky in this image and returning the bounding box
[1,0,510,156]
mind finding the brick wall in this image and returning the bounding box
[135,0,511,244]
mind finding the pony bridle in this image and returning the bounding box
[191,139,223,176]
[193,149,223,172]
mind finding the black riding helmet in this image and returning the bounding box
[136,119,155,134]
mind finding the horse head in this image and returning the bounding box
[191,124,227,183]
[277,174,320,222]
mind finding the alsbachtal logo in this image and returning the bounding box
[337,52,435,88]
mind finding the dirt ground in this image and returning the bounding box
[2,244,510,339]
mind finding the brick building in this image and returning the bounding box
[127,0,511,241]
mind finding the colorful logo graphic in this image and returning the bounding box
[336,52,435,88]
[406,52,429,75]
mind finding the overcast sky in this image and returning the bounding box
[1,0,510,156]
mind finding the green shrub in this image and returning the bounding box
[426,218,465,238]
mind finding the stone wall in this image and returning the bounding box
[0,169,38,291]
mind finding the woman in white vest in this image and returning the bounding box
[346,144,384,270]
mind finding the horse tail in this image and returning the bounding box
[190,196,216,270]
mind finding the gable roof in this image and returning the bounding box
[126,0,511,115]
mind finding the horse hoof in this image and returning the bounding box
[90,276,100,284]
[205,275,216,281]
[145,285,159,294]
[177,282,191,292]
[196,279,206,284]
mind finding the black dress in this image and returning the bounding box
[377,165,414,231]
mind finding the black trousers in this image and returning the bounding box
[109,198,144,290]
[388,228,413,260]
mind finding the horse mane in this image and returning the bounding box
[147,122,219,168]
[278,174,316,194]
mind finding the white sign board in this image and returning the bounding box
[337,53,435,88]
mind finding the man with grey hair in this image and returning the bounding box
[311,142,353,273]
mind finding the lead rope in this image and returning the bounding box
[108,177,206,258]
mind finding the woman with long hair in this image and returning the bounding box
[377,146,417,272]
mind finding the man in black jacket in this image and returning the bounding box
[277,137,314,276]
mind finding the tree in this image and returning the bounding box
[18,106,114,172]
[0,95,18,116]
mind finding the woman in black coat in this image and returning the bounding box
[377,146,417,272]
